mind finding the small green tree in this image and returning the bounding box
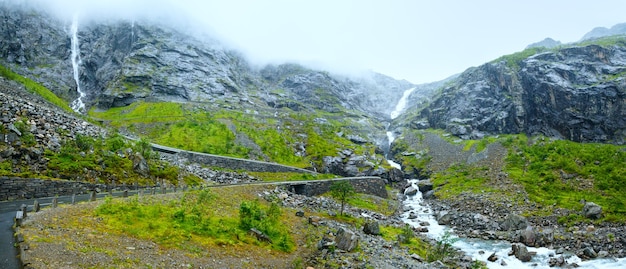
[329,180,355,216]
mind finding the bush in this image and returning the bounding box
[427,231,458,262]
[239,200,294,252]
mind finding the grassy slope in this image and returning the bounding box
[90,101,383,171]
[0,64,73,113]
[418,133,626,223]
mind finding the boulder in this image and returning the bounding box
[548,256,566,267]
[501,214,529,231]
[437,212,453,225]
[487,252,498,262]
[582,202,602,219]
[131,153,150,177]
[335,227,358,251]
[511,243,532,262]
[404,186,418,196]
[417,180,433,193]
[518,227,536,247]
[579,247,598,259]
[363,221,380,235]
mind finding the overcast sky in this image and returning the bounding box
[27,0,626,84]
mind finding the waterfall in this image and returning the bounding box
[69,13,86,113]
[390,87,416,119]
[131,19,135,44]
[385,87,416,169]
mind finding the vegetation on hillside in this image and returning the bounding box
[96,189,294,252]
[493,35,626,69]
[0,64,73,113]
[506,135,626,222]
[90,101,385,170]
[428,133,626,223]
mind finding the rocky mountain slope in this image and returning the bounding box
[401,39,626,144]
[0,3,428,178]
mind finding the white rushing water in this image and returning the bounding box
[401,179,626,268]
[390,87,416,119]
[386,87,418,169]
[69,13,86,113]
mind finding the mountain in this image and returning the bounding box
[401,41,626,144]
[0,3,427,179]
[581,22,626,41]
[2,0,625,182]
[526,37,562,49]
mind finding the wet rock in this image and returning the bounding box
[404,186,418,196]
[487,252,498,262]
[417,180,433,193]
[511,243,532,262]
[423,190,435,199]
[582,202,602,219]
[548,256,566,267]
[579,247,598,259]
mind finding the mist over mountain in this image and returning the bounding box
[1,1,625,157]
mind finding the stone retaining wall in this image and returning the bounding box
[0,177,109,201]
[158,145,315,174]
[284,177,388,198]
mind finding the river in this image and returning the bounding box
[386,87,626,268]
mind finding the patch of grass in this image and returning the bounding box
[96,188,296,253]
[0,64,73,113]
[89,101,185,125]
[346,193,396,216]
[380,225,428,258]
[492,47,548,69]
[431,164,495,199]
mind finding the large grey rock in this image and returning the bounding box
[511,243,532,262]
[363,221,380,235]
[417,180,433,193]
[404,185,418,196]
[335,227,358,252]
[501,214,529,231]
[582,202,603,219]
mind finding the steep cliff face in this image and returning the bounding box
[0,4,76,101]
[415,42,626,143]
[0,4,412,119]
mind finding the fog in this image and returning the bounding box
[6,0,626,83]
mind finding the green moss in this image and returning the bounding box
[0,64,73,113]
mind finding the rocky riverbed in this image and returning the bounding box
[405,180,626,266]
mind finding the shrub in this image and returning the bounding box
[427,231,458,262]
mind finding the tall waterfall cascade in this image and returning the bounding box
[69,13,86,113]
[386,87,416,169]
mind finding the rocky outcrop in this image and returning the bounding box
[416,43,626,144]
